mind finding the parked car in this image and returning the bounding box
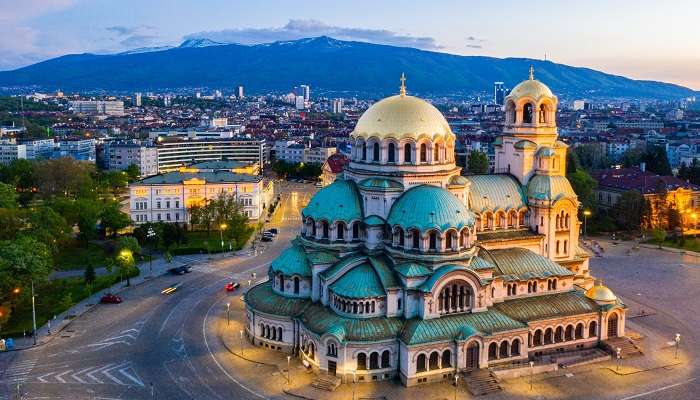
[100,293,123,304]
[225,281,241,292]
[169,266,190,275]
[268,228,279,235]
[263,230,276,237]
[261,236,273,242]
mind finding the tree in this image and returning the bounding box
[467,151,489,174]
[26,206,71,254]
[115,236,141,286]
[0,159,37,205]
[35,157,95,199]
[566,151,579,174]
[162,223,185,249]
[74,199,102,241]
[0,208,24,241]
[125,164,141,182]
[84,263,96,285]
[652,228,666,247]
[613,190,644,230]
[100,201,131,238]
[567,169,598,213]
[574,144,609,171]
[621,148,644,168]
[0,236,52,308]
[98,170,129,195]
[642,146,672,176]
[0,182,17,208]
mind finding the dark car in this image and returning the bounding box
[225,281,240,292]
[169,266,186,275]
[181,265,192,273]
[268,228,279,235]
[261,236,273,242]
[100,293,123,304]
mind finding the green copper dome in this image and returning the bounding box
[357,177,404,192]
[302,178,362,223]
[387,185,475,232]
[270,242,311,277]
[527,174,577,201]
[330,263,386,299]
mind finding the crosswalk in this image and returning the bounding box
[32,361,144,387]
[0,356,37,384]
[84,317,147,352]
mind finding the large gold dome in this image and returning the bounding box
[351,94,454,141]
[585,283,617,304]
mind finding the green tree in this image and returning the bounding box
[36,157,95,199]
[613,190,644,230]
[574,144,609,171]
[0,159,37,205]
[652,228,666,248]
[100,201,131,238]
[621,148,644,168]
[115,236,140,286]
[642,146,672,176]
[0,208,24,240]
[0,236,52,307]
[162,223,185,249]
[74,199,102,240]
[125,164,140,182]
[26,206,71,254]
[0,182,17,208]
[467,151,489,174]
[84,263,96,285]
[567,169,598,213]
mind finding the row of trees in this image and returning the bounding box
[271,160,322,179]
[678,158,700,185]
[188,193,254,250]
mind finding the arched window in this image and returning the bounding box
[293,277,300,294]
[589,321,598,338]
[361,142,367,160]
[575,323,584,339]
[499,341,509,358]
[441,350,452,368]
[445,232,452,250]
[544,328,553,345]
[433,145,439,163]
[523,103,534,124]
[278,274,284,292]
[533,329,542,346]
[428,231,437,251]
[506,101,516,124]
[556,241,560,254]
[539,103,547,123]
[411,229,420,249]
[438,280,471,314]
[370,352,379,370]
[310,219,317,236]
[336,222,345,240]
[416,354,427,373]
[396,228,404,246]
[488,343,498,361]
[373,142,380,162]
[555,326,564,343]
[357,353,367,370]
[321,221,329,239]
[428,352,439,370]
[381,350,390,368]
[565,325,574,341]
[511,339,521,356]
[563,240,568,254]
[607,314,619,338]
[420,143,427,163]
[404,143,412,163]
[388,142,395,163]
[352,222,360,239]
[328,343,337,357]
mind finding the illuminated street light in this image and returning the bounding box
[616,347,622,371]
[220,223,227,250]
[529,360,534,390]
[583,209,592,239]
[352,371,357,400]
[12,287,20,294]
[287,355,291,386]
[226,303,230,326]
[239,330,244,356]
[453,374,459,400]
[675,333,681,359]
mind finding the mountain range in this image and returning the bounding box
[0,36,694,99]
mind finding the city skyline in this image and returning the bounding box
[2,0,700,89]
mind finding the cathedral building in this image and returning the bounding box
[244,71,626,387]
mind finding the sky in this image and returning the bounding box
[1,0,699,89]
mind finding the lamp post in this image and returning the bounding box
[675,333,681,359]
[226,303,230,326]
[352,371,356,400]
[147,227,156,278]
[453,374,459,400]
[616,347,622,371]
[31,279,37,346]
[287,355,291,386]
[529,360,534,390]
[239,330,244,356]
[219,223,227,250]
[583,210,592,239]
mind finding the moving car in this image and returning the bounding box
[268,228,279,235]
[161,282,183,295]
[100,293,123,304]
[225,281,240,292]
[168,266,191,275]
[261,235,273,242]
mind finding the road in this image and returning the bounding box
[0,181,314,400]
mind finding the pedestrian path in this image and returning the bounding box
[0,355,37,384]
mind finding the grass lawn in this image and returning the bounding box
[54,241,112,271]
[647,237,700,252]
[0,269,139,338]
[170,230,248,255]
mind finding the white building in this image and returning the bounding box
[134,93,142,107]
[237,86,245,99]
[332,99,344,114]
[21,139,55,160]
[0,140,27,165]
[129,170,273,223]
[58,139,96,161]
[69,100,125,116]
[106,141,159,177]
[156,138,267,172]
[273,140,337,164]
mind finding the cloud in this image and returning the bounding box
[105,25,160,48]
[465,35,485,50]
[466,44,483,49]
[0,0,76,21]
[184,19,442,50]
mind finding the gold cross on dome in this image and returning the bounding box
[400,72,407,96]
[529,65,534,80]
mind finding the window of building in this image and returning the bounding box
[404,144,412,163]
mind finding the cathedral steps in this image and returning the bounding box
[602,337,644,359]
[463,369,502,396]
[310,374,342,391]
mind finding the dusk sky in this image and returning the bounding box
[2,0,699,89]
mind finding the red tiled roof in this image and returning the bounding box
[593,167,700,194]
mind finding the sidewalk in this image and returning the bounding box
[2,253,209,352]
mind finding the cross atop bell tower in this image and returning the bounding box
[399,73,407,97]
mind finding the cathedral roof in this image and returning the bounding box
[297,303,403,342]
[357,177,404,192]
[302,178,362,223]
[330,263,385,298]
[395,262,433,278]
[351,94,454,142]
[270,242,312,277]
[387,185,475,231]
[527,174,577,201]
[245,281,310,316]
[465,175,527,213]
[493,290,598,322]
[506,69,555,102]
[488,247,574,280]
[401,309,525,345]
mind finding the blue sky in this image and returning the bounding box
[2,0,699,89]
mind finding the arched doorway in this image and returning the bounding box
[466,342,479,371]
[607,314,619,338]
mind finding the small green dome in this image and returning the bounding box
[387,185,475,232]
[527,175,577,201]
[330,263,385,299]
[270,243,311,277]
[302,178,362,223]
[357,177,404,192]
[514,139,537,150]
[536,146,556,158]
[448,175,469,187]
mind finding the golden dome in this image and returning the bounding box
[585,283,617,303]
[506,67,554,102]
[351,94,454,141]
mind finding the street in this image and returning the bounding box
[0,181,314,400]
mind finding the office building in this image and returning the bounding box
[20,138,55,160]
[237,86,245,99]
[69,100,125,116]
[156,137,267,172]
[494,81,507,105]
[332,98,344,114]
[58,139,96,161]
[105,141,159,177]
[0,140,27,165]
[134,92,142,107]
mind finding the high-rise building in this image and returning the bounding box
[294,85,310,101]
[332,98,344,114]
[0,140,27,165]
[155,138,267,172]
[105,140,159,177]
[494,81,507,105]
[237,86,245,99]
[69,100,125,116]
[134,92,142,107]
[295,96,306,110]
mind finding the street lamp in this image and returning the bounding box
[147,227,156,278]
[529,360,534,390]
[583,210,592,239]
[239,330,244,356]
[675,333,681,359]
[352,371,356,400]
[219,223,228,250]
[453,374,459,400]
[226,303,230,326]
[119,249,134,287]
[287,355,291,386]
[616,347,622,371]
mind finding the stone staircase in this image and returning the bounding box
[603,337,644,359]
[310,374,342,392]
[463,369,502,396]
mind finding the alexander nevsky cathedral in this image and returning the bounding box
[245,71,626,386]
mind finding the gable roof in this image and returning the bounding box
[465,175,527,213]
